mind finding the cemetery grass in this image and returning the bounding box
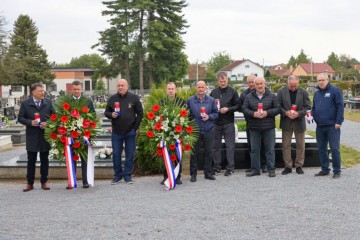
[306,130,360,167]
[344,111,360,122]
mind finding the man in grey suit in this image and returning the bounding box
[277,75,311,175]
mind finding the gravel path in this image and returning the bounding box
[1,166,360,240]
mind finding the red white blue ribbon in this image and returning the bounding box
[160,141,176,190]
[65,137,77,188]
[84,137,94,187]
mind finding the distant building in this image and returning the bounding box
[352,64,360,74]
[292,63,335,78]
[219,59,264,81]
[186,63,208,81]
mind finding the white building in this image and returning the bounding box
[219,59,264,81]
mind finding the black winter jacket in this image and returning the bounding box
[242,88,280,131]
[210,86,240,125]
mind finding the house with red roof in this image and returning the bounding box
[292,63,335,78]
[352,64,360,74]
[219,59,264,81]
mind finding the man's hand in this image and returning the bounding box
[31,120,39,126]
[202,113,209,121]
[111,112,118,118]
[259,111,268,119]
[219,107,229,114]
[40,122,47,129]
[335,124,341,129]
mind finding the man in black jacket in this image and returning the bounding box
[242,77,280,177]
[160,82,186,185]
[210,72,240,176]
[239,75,267,173]
[67,80,95,189]
[18,83,54,192]
[104,79,143,184]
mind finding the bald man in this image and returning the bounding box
[187,81,219,182]
[104,79,143,184]
[242,77,280,177]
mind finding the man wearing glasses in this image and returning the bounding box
[312,73,344,179]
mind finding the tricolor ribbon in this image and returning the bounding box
[306,111,314,124]
[65,137,77,188]
[162,139,183,190]
[84,137,95,187]
[160,141,176,190]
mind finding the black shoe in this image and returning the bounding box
[224,170,233,176]
[111,177,122,185]
[269,171,276,177]
[333,173,341,179]
[205,174,216,180]
[83,182,89,188]
[212,169,220,175]
[125,179,133,184]
[160,178,166,185]
[261,165,268,173]
[245,168,252,173]
[66,186,73,190]
[296,167,304,174]
[315,171,329,177]
[190,175,197,182]
[246,171,260,177]
[282,167,292,175]
[176,179,183,185]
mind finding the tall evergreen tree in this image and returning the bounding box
[287,55,296,68]
[296,49,310,64]
[326,52,340,71]
[1,15,54,95]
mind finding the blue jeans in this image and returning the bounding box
[111,129,136,181]
[316,125,341,174]
[249,128,276,173]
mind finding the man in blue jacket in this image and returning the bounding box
[312,73,344,179]
[187,81,219,182]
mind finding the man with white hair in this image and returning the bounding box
[242,77,280,177]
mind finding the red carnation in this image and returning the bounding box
[152,104,160,112]
[57,126,67,135]
[155,123,162,131]
[63,103,70,111]
[71,130,79,139]
[83,119,91,129]
[73,141,81,149]
[81,106,89,113]
[147,111,155,120]
[60,136,66,143]
[169,144,176,150]
[60,115,69,123]
[175,125,182,133]
[50,114,57,121]
[170,154,177,161]
[73,155,80,161]
[157,149,163,156]
[71,109,80,118]
[184,144,191,151]
[50,133,57,140]
[180,109,188,117]
[84,130,91,138]
[159,116,163,122]
[90,121,97,128]
[186,126,193,134]
[146,130,155,138]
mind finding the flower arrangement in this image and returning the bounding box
[138,97,199,163]
[95,146,113,159]
[45,94,100,162]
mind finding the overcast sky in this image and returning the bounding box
[2,0,359,66]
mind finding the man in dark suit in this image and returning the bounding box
[18,83,54,192]
[277,75,311,175]
[68,80,95,189]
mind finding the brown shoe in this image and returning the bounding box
[23,184,34,192]
[41,183,50,190]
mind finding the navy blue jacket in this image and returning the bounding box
[312,83,344,126]
[187,94,218,133]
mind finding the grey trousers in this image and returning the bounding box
[213,123,235,171]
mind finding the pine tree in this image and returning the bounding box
[287,55,296,69]
[2,15,54,95]
[296,49,310,64]
[326,52,340,71]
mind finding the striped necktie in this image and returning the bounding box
[35,100,41,108]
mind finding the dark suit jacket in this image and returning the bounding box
[277,86,311,132]
[18,97,54,152]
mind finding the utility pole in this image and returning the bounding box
[196,59,199,82]
[310,57,313,81]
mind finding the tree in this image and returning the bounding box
[296,49,310,64]
[326,52,340,71]
[1,15,54,95]
[96,0,188,93]
[0,14,8,58]
[287,55,296,68]
[208,51,232,73]
[96,78,105,90]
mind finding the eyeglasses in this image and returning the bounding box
[317,79,326,82]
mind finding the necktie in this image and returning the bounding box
[35,101,41,108]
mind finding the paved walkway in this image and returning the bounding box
[1,166,360,240]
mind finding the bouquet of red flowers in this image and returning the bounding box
[45,94,100,162]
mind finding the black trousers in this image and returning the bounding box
[246,126,266,166]
[190,130,214,176]
[78,157,88,184]
[26,151,49,185]
[163,163,182,180]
